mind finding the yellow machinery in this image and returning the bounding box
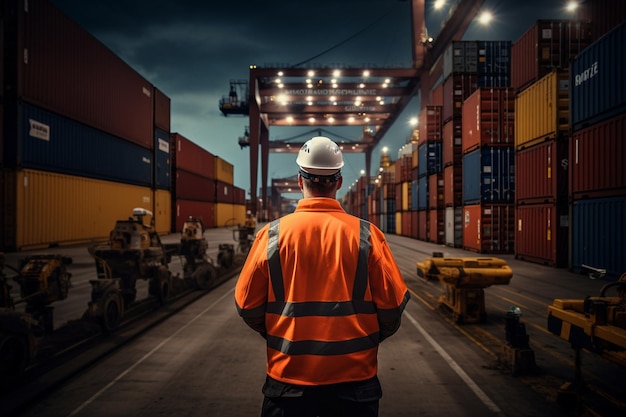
[417,253,513,323]
[547,272,626,364]
[0,253,73,382]
[547,273,626,413]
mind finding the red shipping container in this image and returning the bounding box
[233,186,246,205]
[402,211,412,238]
[462,204,515,254]
[570,112,626,199]
[172,133,216,179]
[516,139,568,204]
[515,203,568,267]
[511,20,593,92]
[9,0,154,149]
[583,0,626,41]
[442,74,477,122]
[175,169,217,202]
[429,209,444,244]
[432,81,444,106]
[418,106,442,142]
[428,173,444,209]
[154,87,171,132]
[216,180,235,203]
[418,210,428,241]
[444,165,462,207]
[175,199,215,231]
[462,87,515,154]
[443,119,462,167]
[411,210,419,240]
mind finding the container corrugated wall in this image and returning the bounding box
[511,19,592,92]
[154,189,172,234]
[571,196,626,279]
[172,133,216,178]
[14,103,152,186]
[154,87,171,132]
[515,203,568,267]
[154,128,171,190]
[462,87,515,153]
[570,112,626,199]
[515,139,568,204]
[462,147,515,204]
[9,169,156,250]
[13,0,154,149]
[215,156,235,184]
[175,169,217,201]
[463,204,514,253]
[570,21,626,131]
[175,199,215,232]
[215,203,246,228]
[514,70,570,150]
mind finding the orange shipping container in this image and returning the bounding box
[462,87,515,154]
[462,204,515,254]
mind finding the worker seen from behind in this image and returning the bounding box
[235,136,410,417]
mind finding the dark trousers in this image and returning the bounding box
[260,375,381,417]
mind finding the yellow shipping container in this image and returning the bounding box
[395,212,402,235]
[154,189,172,234]
[215,203,246,228]
[215,156,234,184]
[515,70,569,150]
[9,169,159,250]
[401,181,409,211]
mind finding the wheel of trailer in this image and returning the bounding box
[0,332,29,381]
[192,263,217,290]
[101,292,123,333]
[149,266,171,304]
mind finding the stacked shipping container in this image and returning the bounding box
[1,0,173,249]
[0,0,246,250]
[171,133,246,232]
[568,22,626,279]
[512,19,593,267]
[441,41,512,250]
[461,87,516,253]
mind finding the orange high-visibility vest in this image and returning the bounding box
[235,198,409,386]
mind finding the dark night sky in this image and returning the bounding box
[49,0,575,199]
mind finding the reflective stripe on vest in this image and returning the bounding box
[265,218,378,356]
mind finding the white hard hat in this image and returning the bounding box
[296,136,344,176]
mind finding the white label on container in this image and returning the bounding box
[142,156,151,164]
[142,87,152,97]
[29,119,50,141]
[158,138,170,153]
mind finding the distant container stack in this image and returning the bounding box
[171,133,246,231]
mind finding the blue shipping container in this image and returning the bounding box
[477,40,511,76]
[462,146,515,204]
[418,142,442,177]
[17,103,153,187]
[154,128,171,190]
[570,21,626,131]
[417,176,428,210]
[572,196,626,280]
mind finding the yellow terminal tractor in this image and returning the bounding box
[417,252,513,323]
